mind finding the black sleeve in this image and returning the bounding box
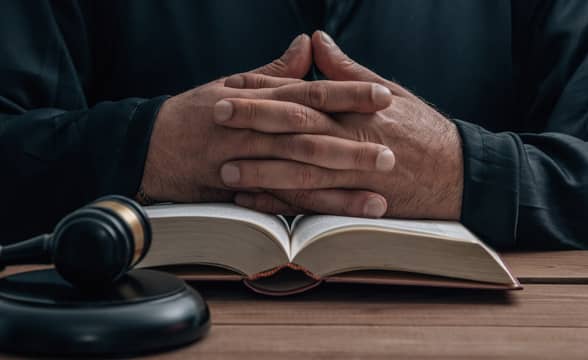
[454,0,588,250]
[0,1,166,244]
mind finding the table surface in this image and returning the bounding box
[2,250,588,359]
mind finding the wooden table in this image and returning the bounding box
[2,251,588,359]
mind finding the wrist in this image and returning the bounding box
[446,121,464,219]
[435,120,464,220]
[136,98,173,204]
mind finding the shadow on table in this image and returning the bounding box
[191,280,515,305]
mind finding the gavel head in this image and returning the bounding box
[51,195,152,288]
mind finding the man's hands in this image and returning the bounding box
[219,31,464,220]
[142,31,464,220]
[140,34,395,216]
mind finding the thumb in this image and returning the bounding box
[252,34,312,79]
[312,31,383,83]
[312,31,415,98]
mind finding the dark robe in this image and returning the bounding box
[1,0,587,250]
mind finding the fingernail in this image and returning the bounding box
[320,31,335,45]
[221,164,240,184]
[235,193,254,207]
[372,84,392,107]
[288,34,304,50]
[214,100,233,123]
[363,197,387,218]
[225,75,244,88]
[376,149,396,171]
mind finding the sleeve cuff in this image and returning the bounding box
[85,95,169,200]
[115,96,170,197]
[452,119,521,249]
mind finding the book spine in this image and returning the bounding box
[243,278,323,296]
[247,263,321,281]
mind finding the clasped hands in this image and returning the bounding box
[141,31,464,220]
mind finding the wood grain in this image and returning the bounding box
[502,251,588,282]
[2,251,588,359]
[3,250,588,282]
[140,325,588,360]
[194,283,588,327]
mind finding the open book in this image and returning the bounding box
[141,204,520,295]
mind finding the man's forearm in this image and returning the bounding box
[0,97,166,244]
[456,119,588,250]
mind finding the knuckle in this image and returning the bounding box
[306,82,328,108]
[287,105,312,130]
[340,58,357,71]
[253,75,266,89]
[353,146,368,168]
[244,101,257,122]
[238,74,253,88]
[298,167,315,188]
[267,59,288,75]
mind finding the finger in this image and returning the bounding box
[250,133,396,171]
[281,134,396,171]
[220,160,359,189]
[252,34,312,79]
[271,189,388,218]
[225,73,303,89]
[312,31,382,83]
[271,80,392,113]
[312,31,414,98]
[234,192,306,215]
[213,98,341,135]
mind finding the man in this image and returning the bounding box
[1,0,587,250]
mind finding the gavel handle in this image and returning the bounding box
[0,234,52,266]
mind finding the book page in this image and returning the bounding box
[291,215,478,256]
[146,203,291,256]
